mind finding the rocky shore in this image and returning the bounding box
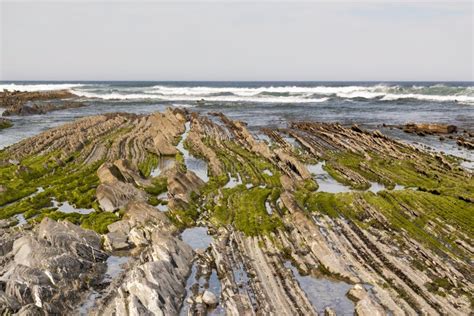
[0,89,85,116]
[0,108,472,315]
[0,118,12,130]
[381,123,474,150]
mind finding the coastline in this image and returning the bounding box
[0,100,472,314]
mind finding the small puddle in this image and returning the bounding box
[103,255,130,283]
[181,227,213,250]
[155,203,168,212]
[177,121,209,182]
[150,156,176,177]
[307,162,352,193]
[255,133,272,144]
[285,261,354,315]
[233,265,250,287]
[77,255,130,314]
[460,160,473,172]
[158,192,169,201]
[368,181,385,193]
[283,135,302,148]
[232,262,257,307]
[77,290,101,316]
[208,269,224,315]
[308,163,409,194]
[155,192,169,212]
[52,199,95,215]
[180,265,224,315]
[180,264,198,316]
[15,214,27,227]
[224,173,243,189]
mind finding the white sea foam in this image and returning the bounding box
[73,91,154,100]
[147,85,382,97]
[2,83,472,104]
[72,89,330,103]
[0,83,83,92]
[380,93,474,103]
[171,103,196,108]
[72,84,472,103]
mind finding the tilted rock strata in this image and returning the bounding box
[0,89,83,116]
[0,218,107,314]
[0,109,472,315]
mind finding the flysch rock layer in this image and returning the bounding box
[0,106,472,315]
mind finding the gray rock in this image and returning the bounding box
[347,284,367,302]
[202,290,218,305]
[104,231,129,251]
[1,218,108,313]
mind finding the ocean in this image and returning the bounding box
[0,81,473,163]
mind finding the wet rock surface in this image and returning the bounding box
[403,123,458,135]
[0,89,84,116]
[0,108,472,315]
[0,218,107,314]
[0,118,13,130]
[398,122,474,150]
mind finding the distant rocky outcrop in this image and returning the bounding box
[400,122,474,149]
[0,89,84,116]
[403,123,458,135]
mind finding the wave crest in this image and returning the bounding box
[0,83,84,92]
[1,83,472,105]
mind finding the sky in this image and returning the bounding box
[0,1,472,81]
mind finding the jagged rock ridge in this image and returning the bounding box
[0,108,472,315]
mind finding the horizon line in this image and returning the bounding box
[1,79,473,83]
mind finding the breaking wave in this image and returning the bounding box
[0,83,84,92]
[72,89,330,103]
[1,82,472,104]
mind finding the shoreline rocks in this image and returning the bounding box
[0,89,84,116]
[403,123,458,135]
[0,118,12,130]
[2,101,85,116]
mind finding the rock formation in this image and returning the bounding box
[0,89,84,116]
[0,118,12,130]
[0,109,472,315]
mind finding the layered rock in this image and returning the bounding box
[403,123,457,135]
[0,89,82,116]
[0,109,472,316]
[0,218,107,314]
[92,202,193,315]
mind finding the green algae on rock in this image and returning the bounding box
[0,109,472,315]
[0,118,13,130]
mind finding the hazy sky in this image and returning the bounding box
[1,1,472,81]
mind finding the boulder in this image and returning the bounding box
[104,231,129,251]
[347,284,367,301]
[202,290,218,305]
[96,182,146,212]
[0,118,12,129]
[354,297,385,316]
